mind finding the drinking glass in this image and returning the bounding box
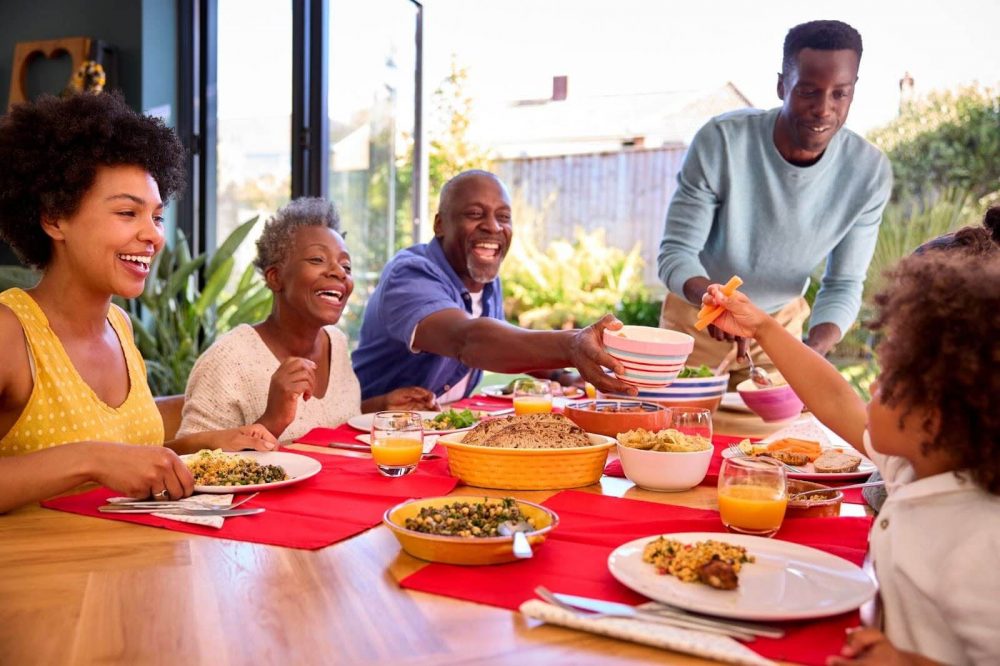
[512,378,553,415]
[670,406,713,441]
[718,456,787,537]
[370,411,423,477]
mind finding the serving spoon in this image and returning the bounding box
[745,353,773,388]
[497,519,534,559]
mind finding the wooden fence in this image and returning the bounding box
[496,145,687,288]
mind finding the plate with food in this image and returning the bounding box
[181,449,322,493]
[608,532,875,621]
[722,416,876,480]
[347,409,482,435]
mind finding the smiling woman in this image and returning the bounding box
[177,197,437,442]
[0,92,279,514]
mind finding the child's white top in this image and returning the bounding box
[864,430,1000,665]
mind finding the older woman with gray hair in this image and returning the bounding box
[178,197,436,441]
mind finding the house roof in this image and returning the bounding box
[471,82,754,158]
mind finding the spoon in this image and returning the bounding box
[745,353,773,388]
[497,519,534,559]
[789,481,885,500]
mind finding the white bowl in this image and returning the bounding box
[616,442,713,492]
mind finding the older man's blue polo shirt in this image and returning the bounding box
[352,238,505,400]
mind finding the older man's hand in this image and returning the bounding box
[568,314,638,396]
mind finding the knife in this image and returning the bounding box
[552,592,782,639]
[98,506,266,517]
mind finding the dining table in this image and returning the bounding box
[0,406,872,666]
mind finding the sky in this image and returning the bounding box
[422,0,1000,135]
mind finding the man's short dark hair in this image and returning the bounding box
[782,20,863,75]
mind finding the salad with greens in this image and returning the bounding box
[676,364,716,379]
[423,408,481,431]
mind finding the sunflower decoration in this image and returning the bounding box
[69,60,107,94]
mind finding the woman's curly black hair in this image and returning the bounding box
[869,250,1000,494]
[0,91,186,268]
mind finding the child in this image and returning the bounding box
[703,250,999,665]
[0,92,276,513]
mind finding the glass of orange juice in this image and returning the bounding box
[718,456,787,537]
[512,378,553,415]
[370,411,423,477]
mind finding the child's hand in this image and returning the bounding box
[702,284,769,339]
[827,628,931,666]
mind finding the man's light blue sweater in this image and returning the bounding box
[657,107,892,334]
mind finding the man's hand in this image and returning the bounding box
[826,628,940,666]
[258,357,317,437]
[805,323,841,357]
[568,314,638,396]
[384,386,438,411]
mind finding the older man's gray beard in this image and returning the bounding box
[467,256,500,284]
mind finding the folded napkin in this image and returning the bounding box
[520,600,775,666]
[447,395,513,412]
[153,493,233,529]
[294,424,361,447]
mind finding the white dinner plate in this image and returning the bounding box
[346,411,479,435]
[608,532,875,621]
[354,434,438,454]
[722,416,877,480]
[719,392,752,413]
[182,451,322,494]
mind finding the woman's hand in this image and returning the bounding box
[702,285,769,340]
[259,357,317,436]
[383,386,438,411]
[90,443,195,501]
[196,424,278,452]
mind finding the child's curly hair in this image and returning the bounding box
[0,92,185,268]
[870,251,1000,493]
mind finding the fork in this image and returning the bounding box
[725,443,804,473]
[533,586,757,641]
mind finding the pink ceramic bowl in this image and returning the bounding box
[736,378,804,422]
[603,326,694,388]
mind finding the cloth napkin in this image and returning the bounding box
[400,490,873,666]
[519,599,775,666]
[447,395,514,412]
[43,451,458,549]
[153,493,234,529]
[604,435,868,505]
[294,423,362,447]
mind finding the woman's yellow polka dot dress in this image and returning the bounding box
[0,289,164,455]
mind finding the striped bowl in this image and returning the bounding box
[599,372,729,413]
[603,326,694,388]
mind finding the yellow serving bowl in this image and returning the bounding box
[435,432,616,490]
[383,496,559,565]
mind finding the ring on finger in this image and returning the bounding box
[155,489,169,499]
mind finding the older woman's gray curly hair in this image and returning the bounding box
[253,197,342,273]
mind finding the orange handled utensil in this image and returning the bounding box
[694,275,743,331]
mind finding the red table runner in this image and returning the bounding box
[42,450,458,550]
[604,435,867,505]
[400,490,873,666]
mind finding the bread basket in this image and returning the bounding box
[435,432,616,490]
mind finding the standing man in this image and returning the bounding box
[352,170,636,402]
[657,20,891,385]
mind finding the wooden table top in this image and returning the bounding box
[0,434,867,665]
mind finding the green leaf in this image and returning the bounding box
[194,256,234,316]
[206,216,259,279]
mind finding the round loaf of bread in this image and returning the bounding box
[461,413,591,449]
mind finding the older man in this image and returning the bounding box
[352,170,635,401]
[657,20,892,385]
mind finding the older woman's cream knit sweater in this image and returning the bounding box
[177,324,361,442]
